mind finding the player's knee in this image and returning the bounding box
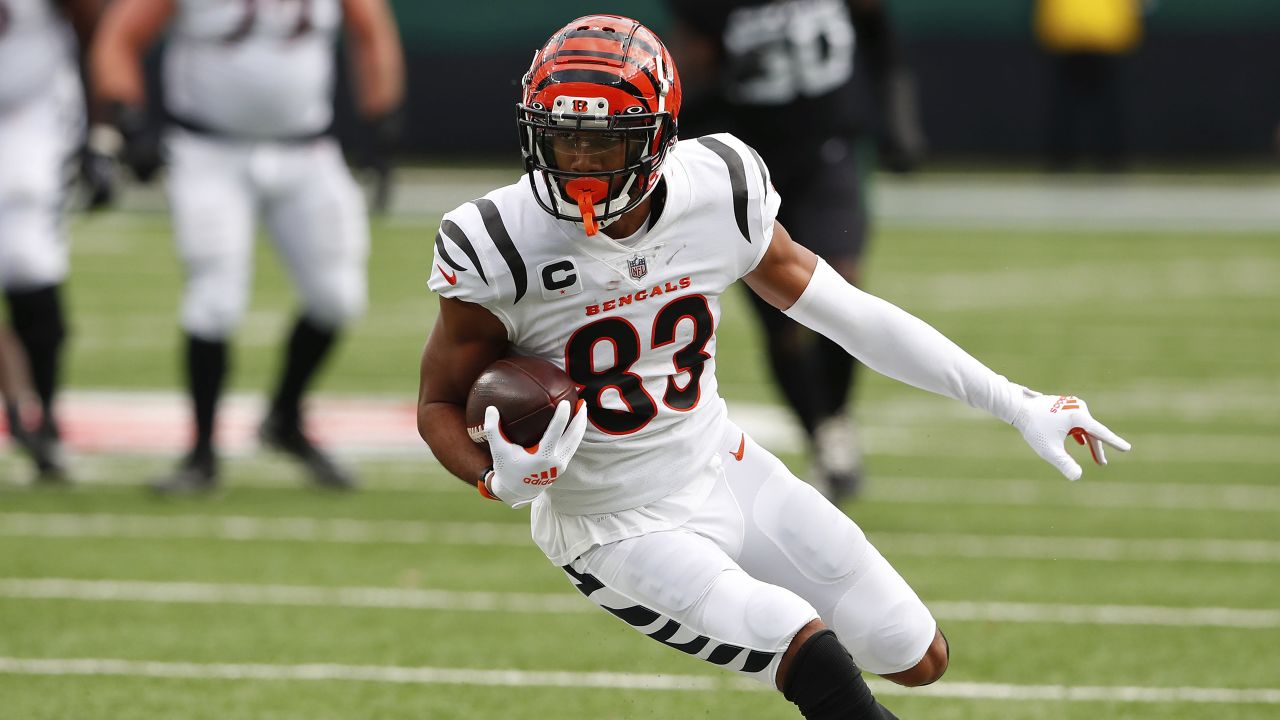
[702,570,818,675]
[780,625,891,720]
[182,282,247,339]
[0,221,63,290]
[882,628,949,687]
[302,276,366,328]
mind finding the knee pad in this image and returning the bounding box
[782,629,893,720]
[181,273,247,339]
[0,208,67,290]
[302,279,366,329]
[754,471,869,584]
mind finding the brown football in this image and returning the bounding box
[465,356,579,448]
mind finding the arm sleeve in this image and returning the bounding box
[784,259,1026,424]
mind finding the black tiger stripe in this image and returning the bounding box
[537,69,645,102]
[433,231,466,273]
[472,198,528,304]
[558,28,660,58]
[745,145,770,192]
[706,643,747,666]
[561,564,604,597]
[439,220,487,284]
[741,650,775,674]
[608,604,661,627]
[697,137,751,243]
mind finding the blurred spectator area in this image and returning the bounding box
[342,0,1280,162]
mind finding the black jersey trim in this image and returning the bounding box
[438,220,487,285]
[745,144,770,193]
[433,231,466,272]
[697,137,751,243]
[741,650,776,673]
[471,198,528,304]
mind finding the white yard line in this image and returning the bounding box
[3,513,1278,564]
[1,656,1277,704]
[2,578,1277,629]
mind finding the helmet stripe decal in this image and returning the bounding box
[534,69,648,104]
[556,29,660,58]
[439,220,487,284]
[697,137,751,243]
[471,198,528,304]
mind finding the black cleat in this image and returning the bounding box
[13,420,71,484]
[258,415,357,490]
[149,453,218,495]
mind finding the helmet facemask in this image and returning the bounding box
[519,98,674,236]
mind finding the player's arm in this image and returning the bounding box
[83,0,171,202]
[56,0,106,53]
[417,297,509,489]
[341,0,405,119]
[89,0,172,109]
[745,222,1130,479]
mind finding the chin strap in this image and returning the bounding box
[564,177,609,235]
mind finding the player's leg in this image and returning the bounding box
[150,131,257,493]
[563,526,898,718]
[771,139,869,502]
[0,326,35,451]
[715,423,948,687]
[0,72,81,479]
[259,139,369,488]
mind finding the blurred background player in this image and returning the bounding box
[89,0,405,493]
[1,327,36,458]
[1035,0,1147,171]
[666,0,925,501]
[0,0,104,481]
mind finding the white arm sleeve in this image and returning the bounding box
[783,259,1026,424]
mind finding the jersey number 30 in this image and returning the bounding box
[565,295,713,435]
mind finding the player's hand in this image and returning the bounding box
[483,399,588,508]
[1012,388,1131,480]
[360,107,403,214]
[81,137,120,211]
[879,68,927,174]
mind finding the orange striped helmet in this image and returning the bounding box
[518,15,682,235]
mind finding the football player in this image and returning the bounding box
[89,0,405,493]
[418,16,1129,719]
[0,0,105,481]
[666,0,927,502]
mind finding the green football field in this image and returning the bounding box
[1,173,1278,719]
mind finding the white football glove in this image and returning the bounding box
[483,400,588,508]
[1012,388,1131,480]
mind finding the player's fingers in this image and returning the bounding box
[1083,419,1131,452]
[1037,444,1083,481]
[542,400,572,442]
[1070,427,1107,466]
[483,406,513,447]
[562,404,589,454]
[1089,435,1108,465]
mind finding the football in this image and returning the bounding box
[465,356,579,448]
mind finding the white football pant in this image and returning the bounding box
[165,129,369,339]
[0,66,81,291]
[564,421,937,687]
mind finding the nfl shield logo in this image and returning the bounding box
[627,255,648,281]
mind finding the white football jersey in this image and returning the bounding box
[164,0,341,138]
[429,133,781,516]
[0,0,76,110]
